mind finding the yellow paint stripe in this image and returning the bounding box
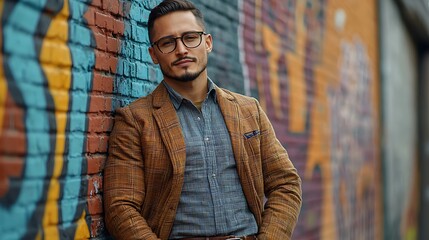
[74,210,90,239]
[0,0,6,134]
[40,1,71,239]
[262,25,282,119]
[285,0,307,132]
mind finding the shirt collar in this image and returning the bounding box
[163,78,217,110]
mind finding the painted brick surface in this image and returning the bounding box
[0,0,413,239]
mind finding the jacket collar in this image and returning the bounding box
[151,79,236,109]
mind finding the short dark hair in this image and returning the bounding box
[148,0,205,43]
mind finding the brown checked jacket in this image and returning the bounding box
[103,83,302,240]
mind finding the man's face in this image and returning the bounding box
[149,11,212,83]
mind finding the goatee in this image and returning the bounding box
[161,65,207,82]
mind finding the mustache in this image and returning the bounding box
[172,57,196,65]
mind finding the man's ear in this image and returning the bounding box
[149,46,159,64]
[205,34,213,53]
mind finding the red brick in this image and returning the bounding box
[89,95,112,113]
[87,194,103,214]
[87,156,106,174]
[94,50,110,71]
[93,33,107,51]
[3,95,25,132]
[90,215,105,238]
[107,37,120,53]
[0,131,26,155]
[113,19,125,35]
[103,0,120,15]
[92,73,113,93]
[86,134,109,153]
[95,11,109,30]
[108,55,118,74]
[88,115,114,133]
[84,6,96,26]
[0,156,24,197]
[87,174,103,196]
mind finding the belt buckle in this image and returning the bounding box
[226,237,241,240]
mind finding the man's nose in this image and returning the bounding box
[175,38,188,54]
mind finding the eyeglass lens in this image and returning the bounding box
[156,32,203,53]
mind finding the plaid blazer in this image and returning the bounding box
[104,83,302,240]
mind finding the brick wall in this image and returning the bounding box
[0,0,385,239]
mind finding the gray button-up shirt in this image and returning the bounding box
[164,80,258,239]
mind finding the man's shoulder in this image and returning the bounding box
[217,87,258,106]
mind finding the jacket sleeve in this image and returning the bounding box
[255,99,302,240]
[103,106,159,240]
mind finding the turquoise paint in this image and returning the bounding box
[70,45,94,70]
[71,70,92,91]
[69,114,87,132]
[113,0,162,107]
[63,0,95,228]
[71,92,89,112]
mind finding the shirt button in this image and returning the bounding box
[204,137,209,141]
[197,117,201,121]
[212,173,216,178]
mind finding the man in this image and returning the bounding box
[103,0,302,239]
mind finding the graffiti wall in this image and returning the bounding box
[0,0,162,238]
[236,0,382,239]
[0,0,408,239]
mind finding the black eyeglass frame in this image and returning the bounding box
[151,31,208,54]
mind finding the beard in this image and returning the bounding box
[160,58,207,82]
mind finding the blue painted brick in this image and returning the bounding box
[70,24,92,47]
[117,77,130,95]
[116,59,124,76]
[142,8,151,25]
[61,177,82,198]
[129,2,144,23]
[141,46,153,63]
[69,113,87,132]
[4,26,35,58]
[123,61,130,77]
[19,84,46,109]
[27,108,50,131]
[132,24,147,43]
[143,0,162,10]
[131,81,144,98]
[71,92,90,112]
[129,62,137,78]
[67,134,86,157]
[25,155,48,178]
[136,62,148,80]
[0,205,27,232]
[121,41,134,59]
[15,179,45,204]
[124,21,133,39]
[71,70,91,92]
[8,2,40,34]
[69,0,87,21]
[69,45,95,70]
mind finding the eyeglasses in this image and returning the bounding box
[151,31,207,54]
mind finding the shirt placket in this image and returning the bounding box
[201,98,227,234]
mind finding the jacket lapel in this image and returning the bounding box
[152,84,187,176]
[216,87,261,220]
[216,87,242,163]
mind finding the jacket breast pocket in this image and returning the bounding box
[243,133,263,184]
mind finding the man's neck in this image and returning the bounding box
[164,75,208,103]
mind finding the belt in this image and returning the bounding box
[179,235,257,240]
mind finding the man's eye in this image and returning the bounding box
[184,34,198,41]
[159,39,175,47]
